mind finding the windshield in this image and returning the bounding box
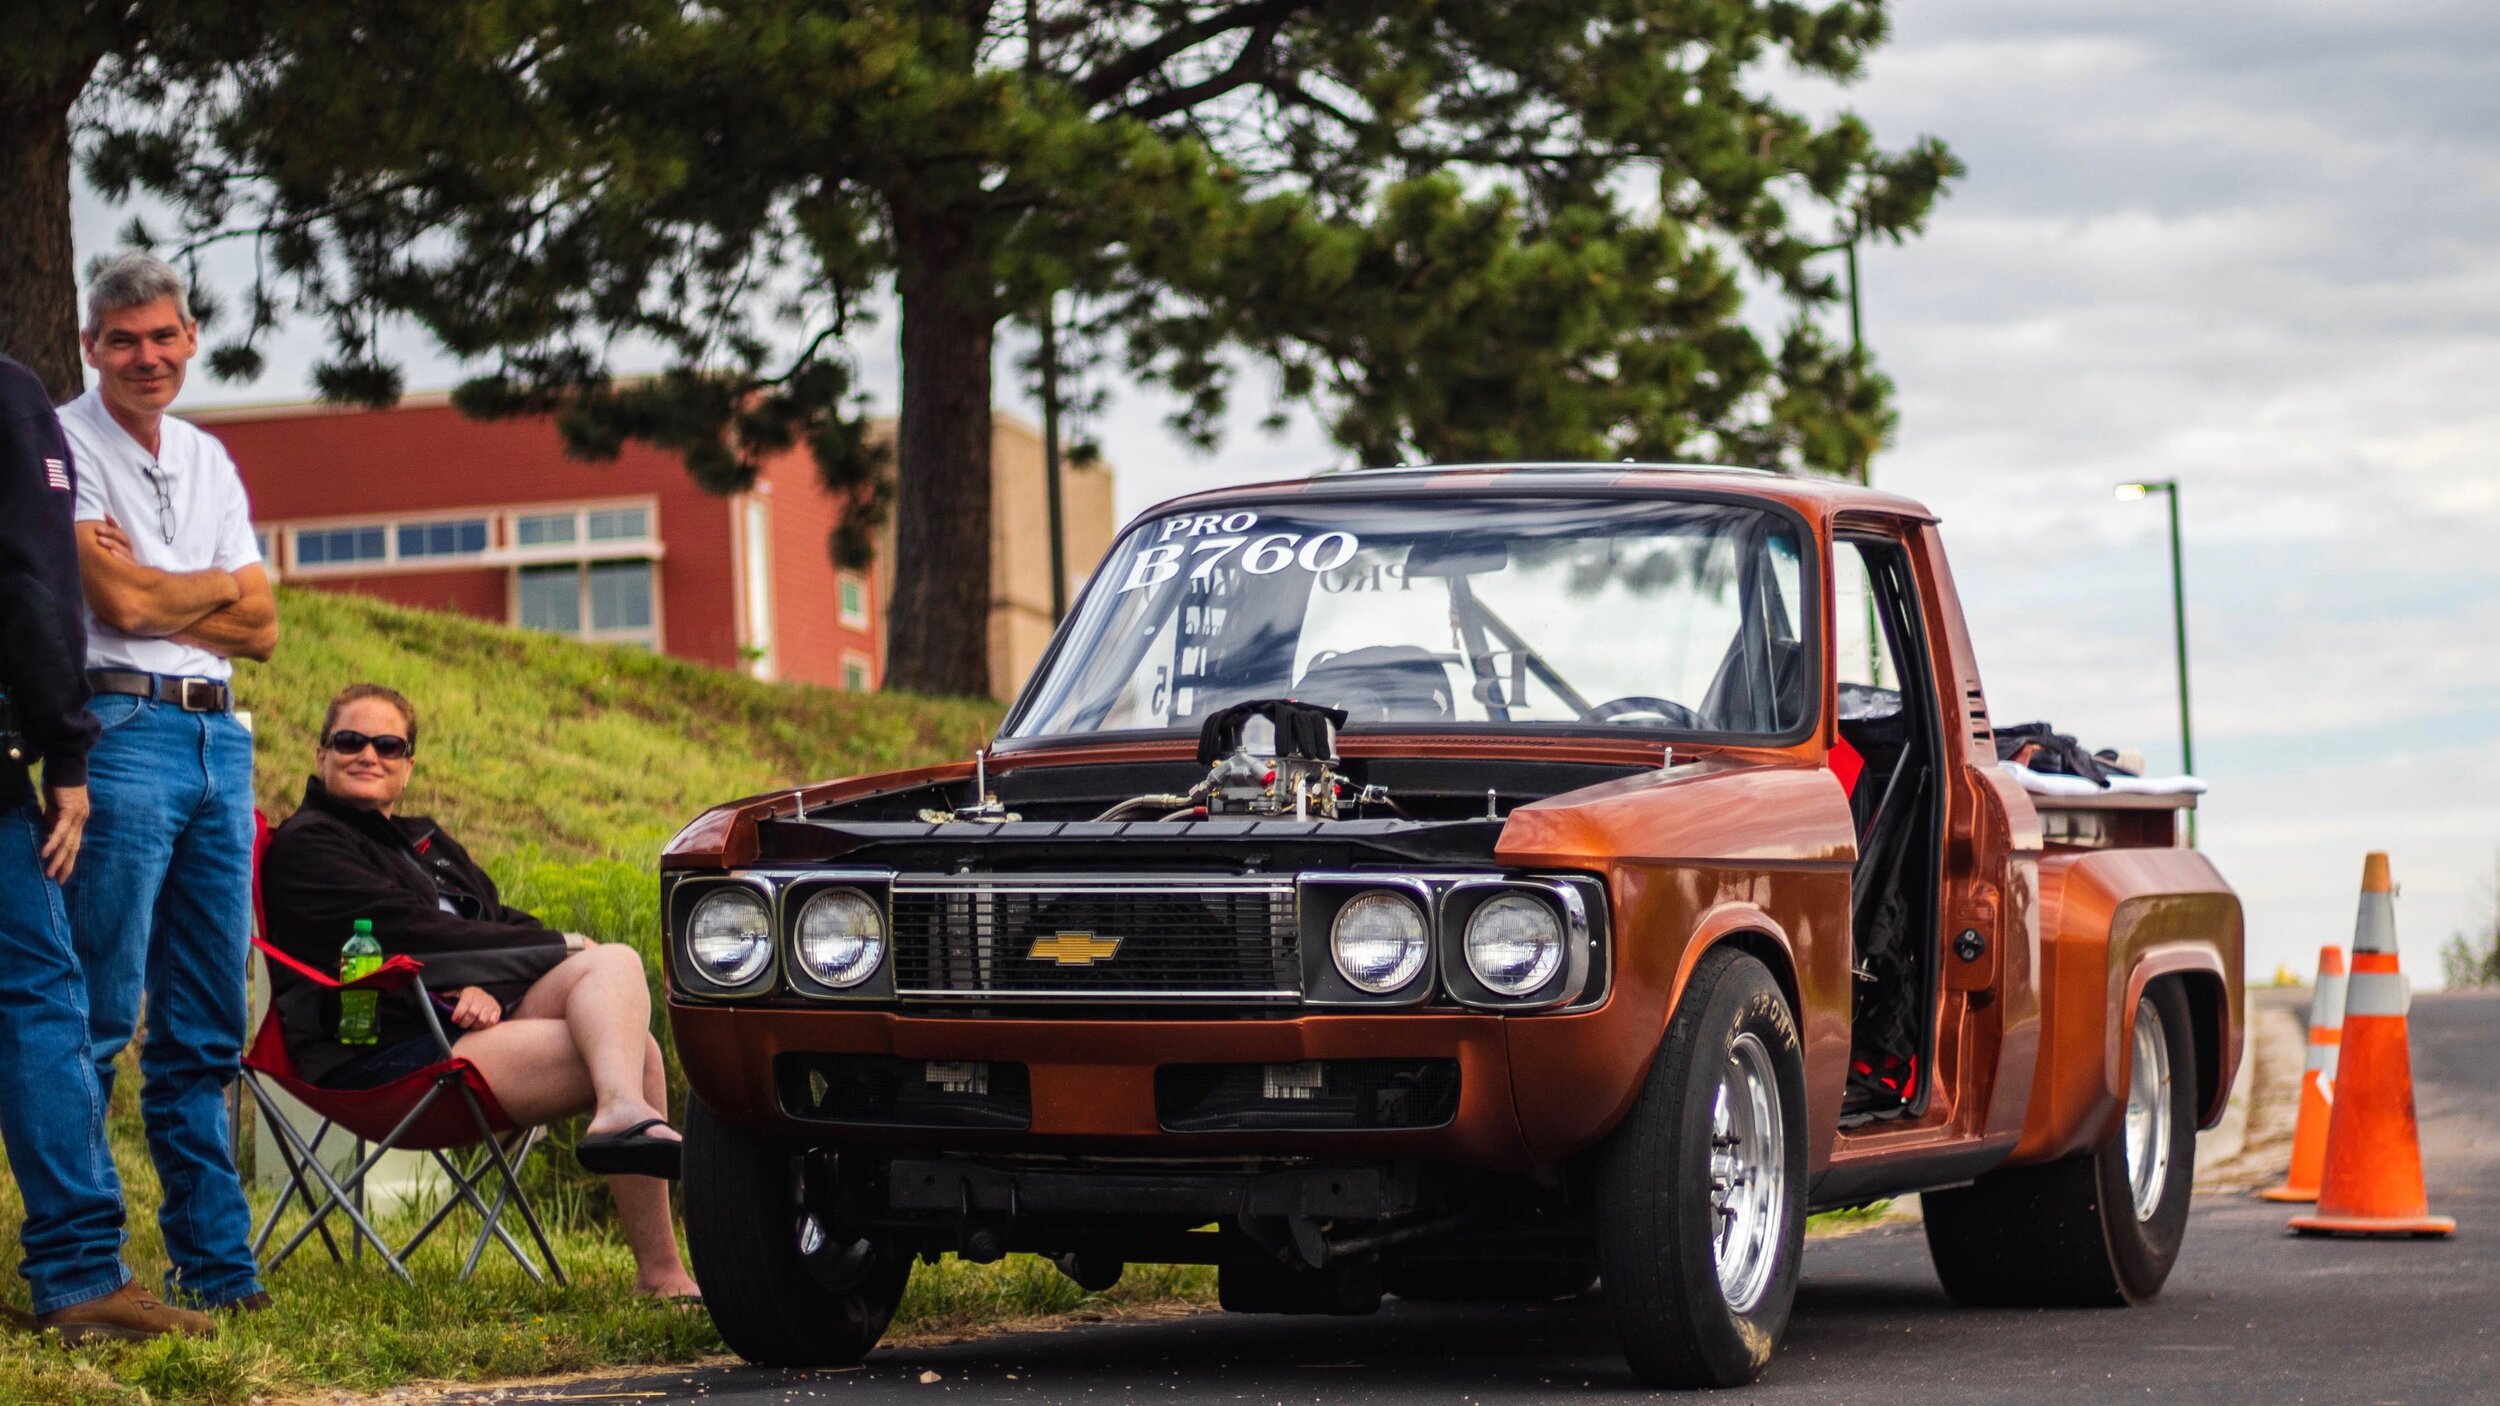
[1005,494,1811,742]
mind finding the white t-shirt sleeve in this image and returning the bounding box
[210,439,263,571]
[63,412,109,524]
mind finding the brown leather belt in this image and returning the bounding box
[87,668,233,713]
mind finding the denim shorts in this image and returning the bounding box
[319,1035,447,1090]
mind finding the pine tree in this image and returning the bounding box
[88,1,1957,696]
[0,2,264,400]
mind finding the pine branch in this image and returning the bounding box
[1075,0,1319,109]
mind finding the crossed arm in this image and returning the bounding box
[75,520,280,661]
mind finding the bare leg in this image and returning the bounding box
[452,1021,695,1296]
[605,1037,696,1296]
[504,945,677,1143]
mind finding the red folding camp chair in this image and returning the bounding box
[243,816,566,1286]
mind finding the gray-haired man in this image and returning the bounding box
[58,252,275,1311]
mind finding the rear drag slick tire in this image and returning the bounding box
[1921,978,2199,1306]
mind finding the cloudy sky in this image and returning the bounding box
[108,1,2500,983]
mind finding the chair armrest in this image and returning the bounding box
[255,937,428,991]
[340,955,428,992]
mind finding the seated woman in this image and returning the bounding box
[261,683,698,1301]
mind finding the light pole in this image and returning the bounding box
[2115,479,2196,847]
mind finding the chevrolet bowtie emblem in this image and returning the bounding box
[1029,932,1122,966]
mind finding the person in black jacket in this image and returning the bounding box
[261,682,699,1301]
[0,352,212,1340]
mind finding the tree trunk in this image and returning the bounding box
[0,87,88,403]
[883,195,999,699]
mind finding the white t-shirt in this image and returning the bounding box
[59,388,263,681]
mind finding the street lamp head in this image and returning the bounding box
[2114,483,2150,501]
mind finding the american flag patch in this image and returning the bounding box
[44,457,71,492]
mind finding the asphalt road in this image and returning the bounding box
[504,993,2494,1405]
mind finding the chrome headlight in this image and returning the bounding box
[1464,893,1564,996]
[794,887,886,988]
[1331,890,1430,993]
[686,886,774,987]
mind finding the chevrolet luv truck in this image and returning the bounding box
[661,464,2242,1388]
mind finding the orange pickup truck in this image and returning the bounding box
[661,465,2242,1388]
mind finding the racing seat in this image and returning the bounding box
[242,815,566,1286]
[1293,645,1456,723]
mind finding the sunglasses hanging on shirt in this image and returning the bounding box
[141,461,177,545]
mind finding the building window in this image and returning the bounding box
[397,518,489,560]
[586,506,650,542]
[515,512,578,547]
[589,561,654,636]
[513,503,655,552]
[253,529,274,565]
[838,570,869,627]
[295,524,388,567]
[518,564,581,634]
[517,560,658,648]
[841,653,873,692]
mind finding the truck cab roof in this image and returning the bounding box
[1139,462,1941,527]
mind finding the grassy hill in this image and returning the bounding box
[234,586,1002,863]
[0,598,1226,1406]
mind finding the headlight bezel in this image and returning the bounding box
[788,883,890,994]
[670,877,779,996]
[1298,876,1439,1005]
[1436,878,1595,1011]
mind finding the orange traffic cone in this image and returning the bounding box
[2288,853,2455,1237]
[2258,945,2345,1203]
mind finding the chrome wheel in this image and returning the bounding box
[2123,999,2174,1222]
[796,1209,881,1293]
[1710,1031,1787,1314]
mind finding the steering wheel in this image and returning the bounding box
[1581,695,1704,728]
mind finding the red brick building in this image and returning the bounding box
[205,396,1114,696]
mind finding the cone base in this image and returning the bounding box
[2257,1184,2318,1204]
[2287,1212,2455,1237]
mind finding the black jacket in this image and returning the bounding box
[0,354,95,808]
[263,776,568,1083]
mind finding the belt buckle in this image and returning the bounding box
[177,677,218,712]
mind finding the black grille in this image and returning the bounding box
[1155,1059,1461,1132]
[890,880,1298,999]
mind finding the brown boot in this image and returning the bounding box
[36,1282,216,1344]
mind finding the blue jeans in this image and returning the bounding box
[63,695,264,1307]
[0,801,133,1314]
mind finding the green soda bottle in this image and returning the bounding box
[338,918,383,1045]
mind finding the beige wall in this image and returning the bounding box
[873,412,1118,702]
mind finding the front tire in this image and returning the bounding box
[682,1097,912,1367]
[1922,979,2198,1306]
[1594,947,1808,1389]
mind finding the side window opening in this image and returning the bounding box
[1836,533,1942,1125]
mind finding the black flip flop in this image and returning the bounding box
[575,1117,683,1179]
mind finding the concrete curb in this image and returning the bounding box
[2193,988,2308,1194]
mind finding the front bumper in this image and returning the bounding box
[670,1002,1538,1170]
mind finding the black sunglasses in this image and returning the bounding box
[324,730,414,761]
